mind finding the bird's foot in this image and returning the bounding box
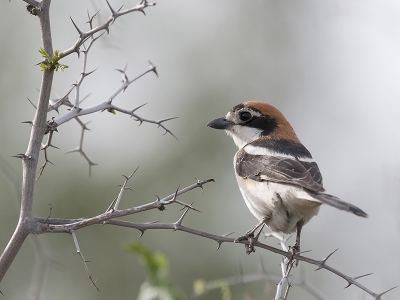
[288,242,300,267]
[235,232,256,254]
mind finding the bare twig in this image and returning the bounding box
[111,167,140,211]
[71,231,99,291]
[35,178,214,233]
[66,118,97,175]
[37,130,58,179]
[59,0,156,59]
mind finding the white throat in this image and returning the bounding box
[225,125,262,149]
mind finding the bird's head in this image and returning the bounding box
[207,101,300,149]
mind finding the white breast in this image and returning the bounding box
[235,174,322,234]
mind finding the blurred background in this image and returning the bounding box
[0,0,399,299]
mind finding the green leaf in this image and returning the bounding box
[126,242,185,300]
[126,242,168,286]
[39,48,51,61]
[38,48,68,72]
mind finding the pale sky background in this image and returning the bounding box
[0,1,400,300]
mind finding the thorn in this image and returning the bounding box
[171,185,180,203]
[27,98,37,109]
[83,67,98,77]
[353,273,373,281]
[222,232,235,237]
[197,178,215,189]
[148,60,158,77]
[79,93,92,104]
[376,286,398,298]
[216,242,223,251]
[138,229,145,238]
[69,16,83,36]
[12,154,31,160]
[194,178,204,194]
[146,220,161,224]
[22,121,33,125]
[105,0,117,16]
[104,197,118,214]
[315,248,339,271]
[175,199,201,213]
[66,148,80,154]
[158,117,179,124]
[323,248,339,262]
[42,204,53,224]
[128,165,140,178]
[174,206,190,227]
[130,103,147,116]
[297,249,312,255]
[92,32,105,43]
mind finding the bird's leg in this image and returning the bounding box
[288,219,304,267]
[235,219,266,254]
[292,219,304,253]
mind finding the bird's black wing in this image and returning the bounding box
[235,148,324,192]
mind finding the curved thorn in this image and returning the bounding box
[344,282,352,289]
[377,286,398,298]
[216,242,222,251]
[323,248,339,263]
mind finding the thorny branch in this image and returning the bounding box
[36,178,214,234]
[35,215,395,299]
[59,0,156,59]
[31,177,214,292]
[31,173,393,299]
[40,5,176,175]
[1,0,166,287]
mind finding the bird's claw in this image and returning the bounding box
[288,242,300,267]
[235,233,256,255]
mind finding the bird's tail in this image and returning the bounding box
[310,192,368,218]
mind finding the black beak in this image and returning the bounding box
[207,117,234,130]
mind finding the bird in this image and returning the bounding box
[207,101,367,254]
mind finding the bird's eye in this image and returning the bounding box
[239,111,252,122]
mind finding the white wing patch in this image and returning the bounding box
[244,144,315,163]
